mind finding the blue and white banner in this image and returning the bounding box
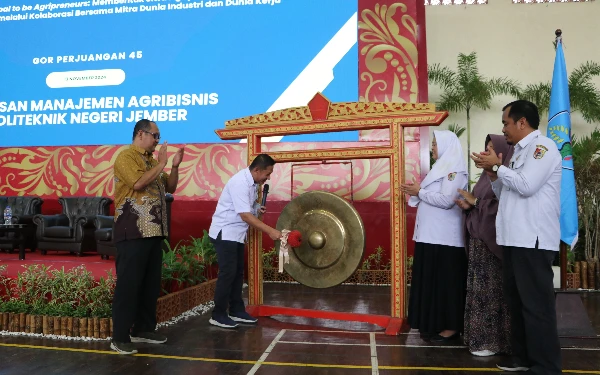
[0,0,359,146]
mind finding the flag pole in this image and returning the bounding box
[555,28,568,291]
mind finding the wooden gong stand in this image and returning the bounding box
[215,93,446,335]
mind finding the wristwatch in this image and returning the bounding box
[492,164,500,172]
[473,198,479,208]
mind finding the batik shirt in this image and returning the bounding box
[113,144,169,242]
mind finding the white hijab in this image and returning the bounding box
[408,130,467,207]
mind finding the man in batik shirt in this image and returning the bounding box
[110,119,184,355]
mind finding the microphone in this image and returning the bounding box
[261,184,269,207]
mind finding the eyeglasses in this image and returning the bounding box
[142,130,160,140]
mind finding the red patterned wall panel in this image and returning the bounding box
[0,142,396,202]
[357,0,430,184]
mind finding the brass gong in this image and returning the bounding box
[275,191,365,288]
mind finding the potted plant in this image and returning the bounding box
[161,241,189,294]
[356,246,391,285]
[84,271,115,338]
[572,129,600,289]
[189,230,217,280]
[0,299,29,332]
[1,231,218,339]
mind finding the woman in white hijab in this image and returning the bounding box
[400,130,469,342]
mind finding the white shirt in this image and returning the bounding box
[491,130,562,251]
[413,172,468,248]
[209,168,261,243]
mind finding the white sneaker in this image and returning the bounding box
[471,350,496,357]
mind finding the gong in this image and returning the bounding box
[275,191,365,288]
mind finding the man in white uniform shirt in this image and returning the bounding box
[471,100,562,375]
[208,154,282,329]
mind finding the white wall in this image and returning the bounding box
[425,0,600,180]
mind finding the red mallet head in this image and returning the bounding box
[287,230,302,248]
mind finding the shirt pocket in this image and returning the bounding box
[510,155,525,171]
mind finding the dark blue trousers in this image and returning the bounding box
[211,231,245,318]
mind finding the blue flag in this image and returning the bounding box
[547,38,578,248]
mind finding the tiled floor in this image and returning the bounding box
[1,284,599,374]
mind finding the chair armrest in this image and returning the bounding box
[11,215,36,225]
[72,215,99,242]
[74,215,101,229]
[33,214,70,228]
[94,215,115,230]
[31,197,44,215]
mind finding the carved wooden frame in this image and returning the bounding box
[216,93,446,333]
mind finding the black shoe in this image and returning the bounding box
[430,332,460,342]
[209,315,239,329]
[130,331,167,344]
[496,358,530,372]
[110,340,137,355]
[229,311,258,324]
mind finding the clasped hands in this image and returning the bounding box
[455,189,476,210]
[454,147,504,210]
[470,148,503,174]
[401,177,477,211]
[400,178,421,197]
[157,141,186,168]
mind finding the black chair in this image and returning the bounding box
[0,196,43,253]
[33,196,112,256]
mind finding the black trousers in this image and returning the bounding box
[503,246,562,374]
[211,232,245,318]
[112,237,163,343]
